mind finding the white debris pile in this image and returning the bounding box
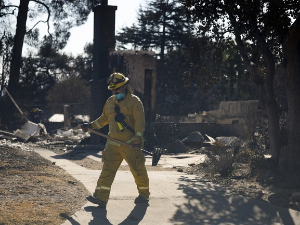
[0,124,92,152]
[0,139,35,151]
[53,128,90,141]
[21,121,47,137]
[215,136,242,147]
[13,121,49,142]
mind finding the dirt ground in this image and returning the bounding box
[0,144,90,225]
[0,142,300,225]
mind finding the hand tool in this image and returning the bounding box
[3,87,28,121]
[87,128,154,156]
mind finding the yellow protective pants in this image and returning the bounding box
[93,143,150,203]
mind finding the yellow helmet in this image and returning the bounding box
[107,73,129,90]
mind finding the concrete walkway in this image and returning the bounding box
[33,147,300,225]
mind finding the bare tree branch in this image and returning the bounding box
[0,4,19,17]
[26,0,51,37]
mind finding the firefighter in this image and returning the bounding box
[29,108,43,124]
[81,72,150,208]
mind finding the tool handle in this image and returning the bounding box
[3,87,28,121]
[87,128,153,156]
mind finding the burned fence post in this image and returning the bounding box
[64,105,71,129]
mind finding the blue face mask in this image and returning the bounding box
[115,92,125,101]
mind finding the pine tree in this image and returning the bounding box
[116,0,192,61]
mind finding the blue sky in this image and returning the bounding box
[63,0,147,56]
[8,0,147,56]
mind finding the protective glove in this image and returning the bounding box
[130,135,143,151]
[80,123,91,132]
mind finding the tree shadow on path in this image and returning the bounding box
[170,176,297,225]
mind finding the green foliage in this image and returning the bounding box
[25,0,93,50]
[180,0,299,81]
[2,0,93,94]
[1,0,94,128]
[19,55,55,106]
[183,36,259,102]
[183,36,224,91]
[46,77,90,114]
[16,40,92,108]
[179,0,300,165]
[155,35,258,115]
[24,39,72,83]
[75,43,93,81]
[118,0,260,116]
[0,36,92,128]
[155,49,196,115]
[116,0,192,59]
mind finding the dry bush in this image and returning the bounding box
[203,146,267,178]
[204,149,236,177]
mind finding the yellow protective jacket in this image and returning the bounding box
[90,86,145,142]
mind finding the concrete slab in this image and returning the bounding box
[147,153,207,168]
[83,150,207,168]
[33,148,300,225]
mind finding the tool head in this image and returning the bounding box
[152,147,163,166]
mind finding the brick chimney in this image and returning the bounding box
[91,1,117,144]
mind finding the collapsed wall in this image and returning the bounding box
[109,50,157,122]
[197,100,259,124]
[155,100,260,139]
